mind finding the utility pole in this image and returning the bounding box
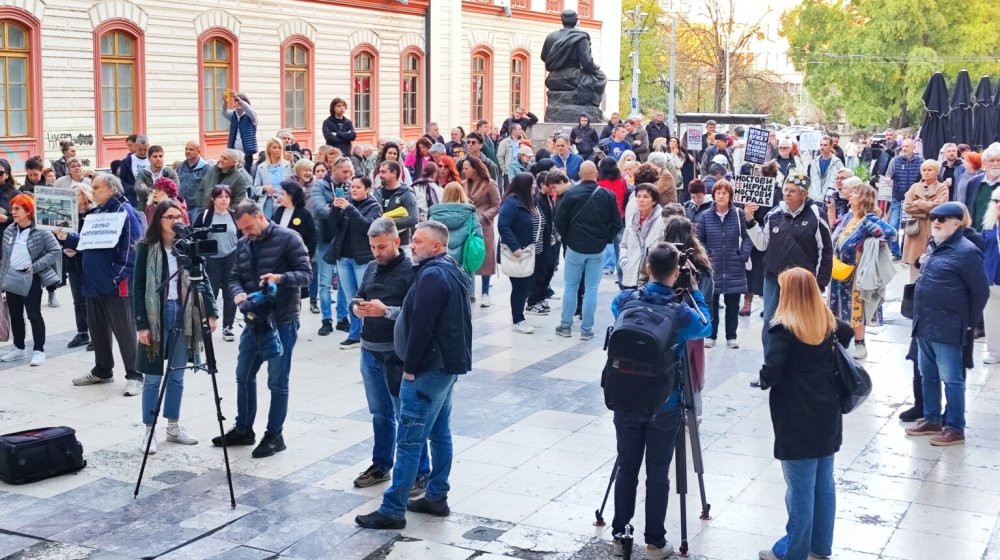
[624,8,649,118]
[724,40,730,114]
[668,14,677,127]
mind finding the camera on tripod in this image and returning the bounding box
[171,222,224,264]
[668,243,699,292]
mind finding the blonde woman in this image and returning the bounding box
[980,187,1000,364]
[252,137,293,216]
[758,267,852,560]
[428,182,482,277]
[616,150,637,177]
[902,159,948,282]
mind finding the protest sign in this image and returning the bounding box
[733,174,778,206]
[744,127,770,164]
[34,186,78,232]
[686,125,703,152]
[876,176,893,201]
[798,130,822,152]
[77,213,127,250]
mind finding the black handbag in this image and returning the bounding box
[0,426,87,484]
[832,340,873,414]
[900,283,915,319]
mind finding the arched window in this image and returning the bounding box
[282,38,314,141]
[93,21,146,166]
[352,47,377,135]
[577,0,593,19]
[0,21,28,138]
[400,48,423,138]
[545,0,564,14]
[511,0,530,8]
[471,48,493,126]
[197,29,238,156]
[510,51,529,116]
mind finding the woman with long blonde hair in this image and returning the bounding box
[980,187,1000,364]
[428,181,482,279]
[758,267,852,560]
[252,136,292,216]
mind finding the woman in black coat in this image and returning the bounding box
[271,180,316,301]
[758,267,853,560]
[497,173,539,334]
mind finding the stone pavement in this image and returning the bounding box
[0,266,999,560]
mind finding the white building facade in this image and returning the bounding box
[0,0,620,173]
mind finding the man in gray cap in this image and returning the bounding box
[700,132,734,175]
[904,201,989,447]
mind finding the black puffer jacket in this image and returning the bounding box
[228,222,312,324]
[554,181,622,255]
[324,196,382,264]
[356,252,413,347]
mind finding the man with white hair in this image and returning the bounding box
[57,173,145,396]
[177,141,209,221]
[197,149,250,208]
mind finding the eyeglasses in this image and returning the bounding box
[0,170,7,176]
[163,215,184,222]
[931,216,954,223]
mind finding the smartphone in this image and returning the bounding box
[351,298,365,306]
[335,187,345,198]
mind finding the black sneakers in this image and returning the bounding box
[67,333,90,349]
[335,318,350,332]
[407,496,450,517]
[318,320,333,336]
[355,510,405,530]
[251,432,286,458]
[212,427,256,447]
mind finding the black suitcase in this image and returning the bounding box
[0,426,87,484]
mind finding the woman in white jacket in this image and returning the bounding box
[618,183,664,289]
[252,137,293,217]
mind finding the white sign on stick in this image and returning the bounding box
[77,213,127,250]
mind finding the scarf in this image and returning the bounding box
[144,242,204,362]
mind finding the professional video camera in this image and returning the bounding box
[671,245,700,293]
[239,281,282,359]
[171,222,225,264]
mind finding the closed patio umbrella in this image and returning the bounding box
[971,75,993,151]
[919,72,950,160]
[949,69,973,146]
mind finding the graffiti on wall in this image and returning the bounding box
[46,133,95,149]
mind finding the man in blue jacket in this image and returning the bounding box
[356,221,472,530]
[884,138,923,259]
[59,173,145,396]
[905,202,989,447]
[609,242,712,559]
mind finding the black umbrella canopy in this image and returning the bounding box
[950,70,974,145]
[920,72,950,159]
[972,75,994,150]
[994,79,1000,144]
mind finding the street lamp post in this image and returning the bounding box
[624,9,649,119]
[668,14,677,127]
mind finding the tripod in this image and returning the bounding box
[133,257,237,508]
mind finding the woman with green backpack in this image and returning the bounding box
[428,182,485,284]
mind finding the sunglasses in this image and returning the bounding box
[0,170,7,176]
[931,216,955,223]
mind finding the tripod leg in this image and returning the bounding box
[681,360,712,520]
[595,457,619,526]
[675,423,689,557]
[134,364,170,499]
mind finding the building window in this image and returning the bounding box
[202,37,232,132]
[510,53,529,116]
[577,0,593,18]
[0,21,28,137]
[472,49,492,125]
[283,43,309,130]
[401,50,422,129]
[545,0,564,14]
[98,31,135,136]
[352,49,376,130]
[511,0,530,8]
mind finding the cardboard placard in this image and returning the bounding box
[876,176,893,201]
[798,130,822,152]
[744,127,770,165]
[733,174,778,207]
[77,213,127,250]
[686,125,703,152]
[34,186,78,232]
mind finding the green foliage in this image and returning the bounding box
[619,0,670,116]
[781,0,1000,128]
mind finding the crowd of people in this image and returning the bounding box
[1,90,997,560]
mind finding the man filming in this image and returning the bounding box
[214,202,312,458]
[608,242,712,559]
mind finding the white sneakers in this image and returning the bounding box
[123,379,143,397]
[139,428,157,455]
[853,342,868,360]
[0,348,25,362]
[985,354,1000,365]
[165,425,198,445]
[513,321,535,334]
[29,351,46,366]
[480,294,492,308]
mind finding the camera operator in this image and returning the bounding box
[349,218,431,492]
[608,242,711,559]
[134,201,218,454]
[58,173,146,396]
[214,202,312,459]
[356,221,472,530]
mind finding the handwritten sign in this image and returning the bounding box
[876,176,893,202]
[733,175,779,207]
[77,213,127,250]
[686,125,703,152]
[744,127,770,164]
[798,130,822,152]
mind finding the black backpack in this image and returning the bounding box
[602,293,682,416]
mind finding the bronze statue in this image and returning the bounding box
[540,9,607,122]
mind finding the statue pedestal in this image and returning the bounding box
[528,122,578,146]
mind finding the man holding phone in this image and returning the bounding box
[310,157,355,335]
[348,218,431,493]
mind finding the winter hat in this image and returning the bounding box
[152,176,179,198]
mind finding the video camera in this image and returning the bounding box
[171,222,225,263]
[668,243,699,293]
[239,281,282,359]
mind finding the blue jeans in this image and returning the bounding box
[916,338,966,433]
[611,407,682,549]
[234,320,299,436]
[141,301,187,425]
[336,273,348,322]
[360,349,430,473]
[380,372,456,520]
[560,248,603,334]
[314,245,334,320]
[762,275,780,348]
[310,258,319,300]
[772,455,836,560]
[337,258,369,340]
[888,200,902,257]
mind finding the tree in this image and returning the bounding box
[781,0,1000,128]
[618,0,669,116]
